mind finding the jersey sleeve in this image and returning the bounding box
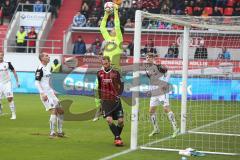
[8,62,15,71]
[100,13,111,41]
[35,68,43,81]
[114,7,123,42]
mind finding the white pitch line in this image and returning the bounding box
[99,149,134,160]
[141,135,175,147]
[0,113,10,117]
[99,114,240,159]
[188,131,240,137]
[189,114,240,132]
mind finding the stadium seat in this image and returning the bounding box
[204,7,213,15]
[227,0,235,7]
[224,7,233,16]
[186,6,193,15]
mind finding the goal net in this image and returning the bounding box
[131,10,240,155]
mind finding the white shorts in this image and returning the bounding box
[40,90,60,111]
[0,81,13,98]
[150,94,170,108]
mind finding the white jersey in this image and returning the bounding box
[35,64,52,93]
[0,61,15,84]
[35,63,60,111]
[145,64,171,96]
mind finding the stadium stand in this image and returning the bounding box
[1,0,240,60]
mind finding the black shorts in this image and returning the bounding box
[101,99,124,120]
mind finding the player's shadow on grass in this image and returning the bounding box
[60,99,97,121]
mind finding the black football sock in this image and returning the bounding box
[117,124,124,136]
[109,123,120,139]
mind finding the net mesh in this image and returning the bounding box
[136,12,240,155]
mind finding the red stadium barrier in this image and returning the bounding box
[62,55,240,73]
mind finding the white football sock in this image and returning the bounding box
[168,111,177,131]
[9,101,16,114]
[150,113,159,130]
[57,114,64,133]
[50,114,57,133]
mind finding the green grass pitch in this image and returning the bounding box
[0,94,239,160]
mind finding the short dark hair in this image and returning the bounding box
[102,56,111,62]
[146,53,154,58]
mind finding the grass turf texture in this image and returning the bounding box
[0,94,239,160]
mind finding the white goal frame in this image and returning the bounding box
[130,10,240,156]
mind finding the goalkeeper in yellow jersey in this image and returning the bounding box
[100,4,124,71]
[93,4,124,121]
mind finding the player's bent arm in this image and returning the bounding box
[12,70,20,88]
[8,62,20,87]
[35,81,48,101]
[35,68,48,101]
[100,12,111,40]
[113,5,123,42]
[35,81,44,94]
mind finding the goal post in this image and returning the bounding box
[180,26,190,134]
[130,10,142,150]
[131,10,240,155]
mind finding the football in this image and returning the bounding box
[104,2,114,13]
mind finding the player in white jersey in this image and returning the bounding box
[35,52,64,137]
[145,53,179,138]
[0,52,19,119]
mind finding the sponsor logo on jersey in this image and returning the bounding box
[102,79,112,83]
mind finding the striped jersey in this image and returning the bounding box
[97,67,122,100]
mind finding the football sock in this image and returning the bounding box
[150,112,159,130]
[57,114,64,133]
[116,124,124,136]
[168,111,177,131]
[9,101,16,114]
[50,114,57,133]
[109,123,120,139]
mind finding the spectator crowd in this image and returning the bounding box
[72,0,240,29]
[70,0,236,60]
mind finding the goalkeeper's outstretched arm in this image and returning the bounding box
[113,4,123,42]
[100,11,111,41]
